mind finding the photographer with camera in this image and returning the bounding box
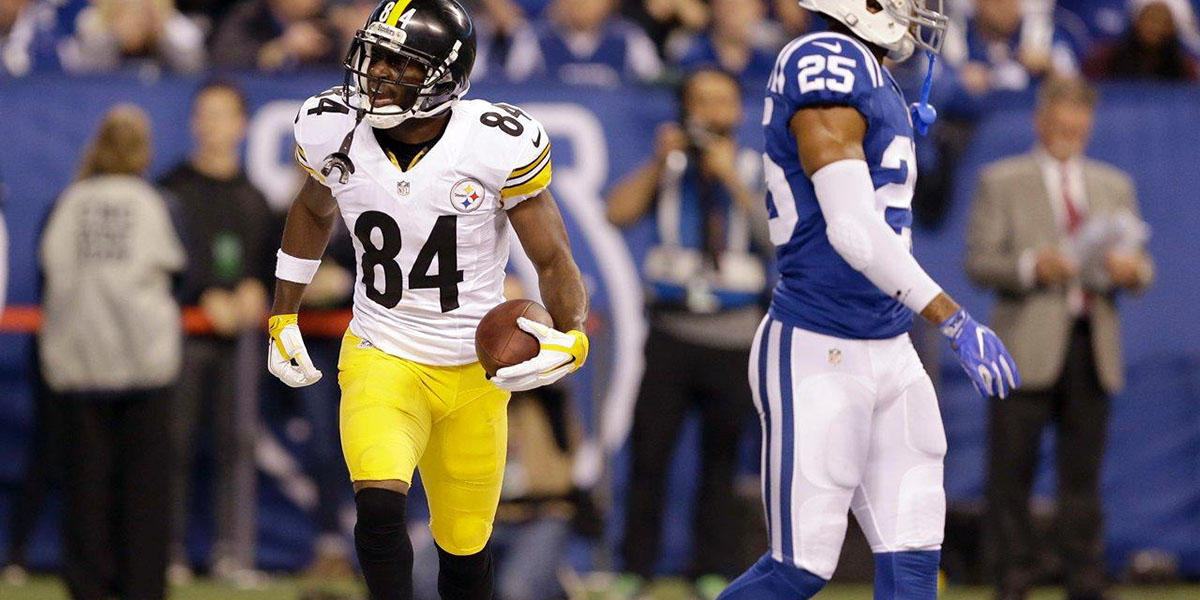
[607,67,768,597]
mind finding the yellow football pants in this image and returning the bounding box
[337,333,510,555]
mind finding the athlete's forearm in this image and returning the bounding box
[537,254,589,333]
[509,190,589,333]
[271,180,338,316]
[918,292,960,326]
[271,280,309,317]
[812,159,943,315]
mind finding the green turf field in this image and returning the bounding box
[3,576,1198,600]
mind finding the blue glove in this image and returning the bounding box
[939,309,1020,399]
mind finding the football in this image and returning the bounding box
[475,299,554,376]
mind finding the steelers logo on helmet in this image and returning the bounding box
[342,0,478,129]
[450,178,486,213]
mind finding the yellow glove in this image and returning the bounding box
[489,317,588,392]
[267,314,322,387]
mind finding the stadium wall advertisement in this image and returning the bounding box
[0,75,1197,576]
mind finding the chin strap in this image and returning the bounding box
[910,50,938,137]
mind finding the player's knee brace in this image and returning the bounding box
[355,487,410,560]
[354,488,413,600]
[436,543,494,600]
[874,550,940,600]
[716,554,827,600]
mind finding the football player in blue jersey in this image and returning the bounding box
[717,2,1021,599]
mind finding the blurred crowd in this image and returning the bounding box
[4,0,1199,229]
[2,0,1200,88]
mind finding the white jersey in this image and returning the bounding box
[294,89,553,366]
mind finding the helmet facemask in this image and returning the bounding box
[880,0,948,60]
[342,22,470,129]
[799,0,948,62]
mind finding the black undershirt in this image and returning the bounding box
[371,111,452,171]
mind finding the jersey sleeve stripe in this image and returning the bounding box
[294,146,328,183]
[501,160,552,199]
[843,36,883,88]
[506,144,552,186]
[297,158,326,183]
[504,153,550,188]
[769,36,807,93]
[507,142,551,181]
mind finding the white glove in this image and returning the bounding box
[267,314,323,388]
[490,317,589,392]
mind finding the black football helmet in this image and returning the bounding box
[343,0,477,128]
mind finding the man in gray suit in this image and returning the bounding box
[966,77,1154,600]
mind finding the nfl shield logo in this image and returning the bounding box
[397,181,410,196]
[828,348,843,365]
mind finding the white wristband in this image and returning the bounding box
[275,249,322,284]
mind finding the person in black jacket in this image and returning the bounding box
[158,80,275,587]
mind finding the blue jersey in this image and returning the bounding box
[762,31,919,340]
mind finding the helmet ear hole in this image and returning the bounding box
[867,0,882,12]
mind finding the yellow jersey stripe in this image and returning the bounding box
[295,149,326,183]
[407,148,428,170]
[385,0,415,26]
[383,148,428,172]
[506,142,551,181]
[504,157,550,189]
[500,160,552,199]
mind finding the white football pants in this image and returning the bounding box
[749,315,947,579]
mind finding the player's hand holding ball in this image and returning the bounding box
[477,300,589,392]
[267,314,323,388]
[940,309,1020,399]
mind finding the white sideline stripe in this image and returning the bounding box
[256,429,318,510]
[764,320,784,562]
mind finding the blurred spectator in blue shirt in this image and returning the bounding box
[676,0,775,83]
[954,0,1078,96]
[1060,0,1200,55]
[446,0,533,80]
[1058,0,1133,47]
[1,0,66,76]
[210,0,337,70]
[608,69,767,596]
[505,0,662,86]
[619,0,709,57]
[59,0,205,74]
[507,0,549,19]
[1085,0,1200,81]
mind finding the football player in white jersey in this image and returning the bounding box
[264,1,589,598]
[718,1,1020,599]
